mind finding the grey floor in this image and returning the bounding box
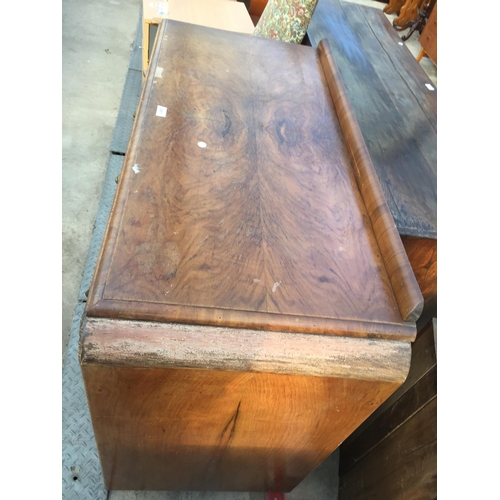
[107,451,339,499]
[62,0,140,360]
[62,0,436,498]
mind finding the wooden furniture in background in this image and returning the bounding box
[384,0,436,43]
[417,2,437,65]
[308,0,437,331]
[339,318,437,499]
[384,0,425,30]
[383,0,406,15]
[142,0,254,76]
[248,0,269,17]
[253,0,320,44]
[394,0,425,30]
[81,20,423,491]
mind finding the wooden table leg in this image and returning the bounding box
[416,47,425,62]
[383,0,406,15]
[394,0,425,30]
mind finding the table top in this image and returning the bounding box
[86,21,421,341]
[143,0,255,35]
[308,0,437,239]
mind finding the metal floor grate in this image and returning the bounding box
[62,4,142,497]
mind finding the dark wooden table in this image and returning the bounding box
[308,0,437,330]
[80,20,423,492]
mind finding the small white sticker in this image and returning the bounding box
[198,141,207,148]
[155,66,164,78]
[156,105,167,117]
[132,164,140,174]
[398,42,403,46]
[425,83,435,91]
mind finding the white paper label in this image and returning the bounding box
[156,105,167,117]
[425,83,435,91]
[155,67,164,78]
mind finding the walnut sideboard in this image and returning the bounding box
[80,21,423,492]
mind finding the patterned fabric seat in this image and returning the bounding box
[253,0,319,44]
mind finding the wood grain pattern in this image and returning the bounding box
[308,0,436,238]
[81,317,411,381]
[82,362,403,491]
[339,398,437,500]
[318,39,423,322]
[86,20,421,339]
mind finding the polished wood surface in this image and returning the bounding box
[82,362,404,491]
[308,0,436,239]
[308,1,436,325]
[318,39,422,323]
[338,317,437,499]
[87,20,421,339]
[82,20,422,492]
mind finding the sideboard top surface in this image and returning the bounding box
[86,21,416,339]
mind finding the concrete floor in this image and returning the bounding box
[62,0,140,360]
[62,0,436,497]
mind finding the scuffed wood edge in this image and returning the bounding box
[86,21,167,312]
[80,317,411,383]
[317,39,424,325]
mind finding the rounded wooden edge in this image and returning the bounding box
[86,21,168,313]
[317,38,424,324]
[86,298,417,341]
